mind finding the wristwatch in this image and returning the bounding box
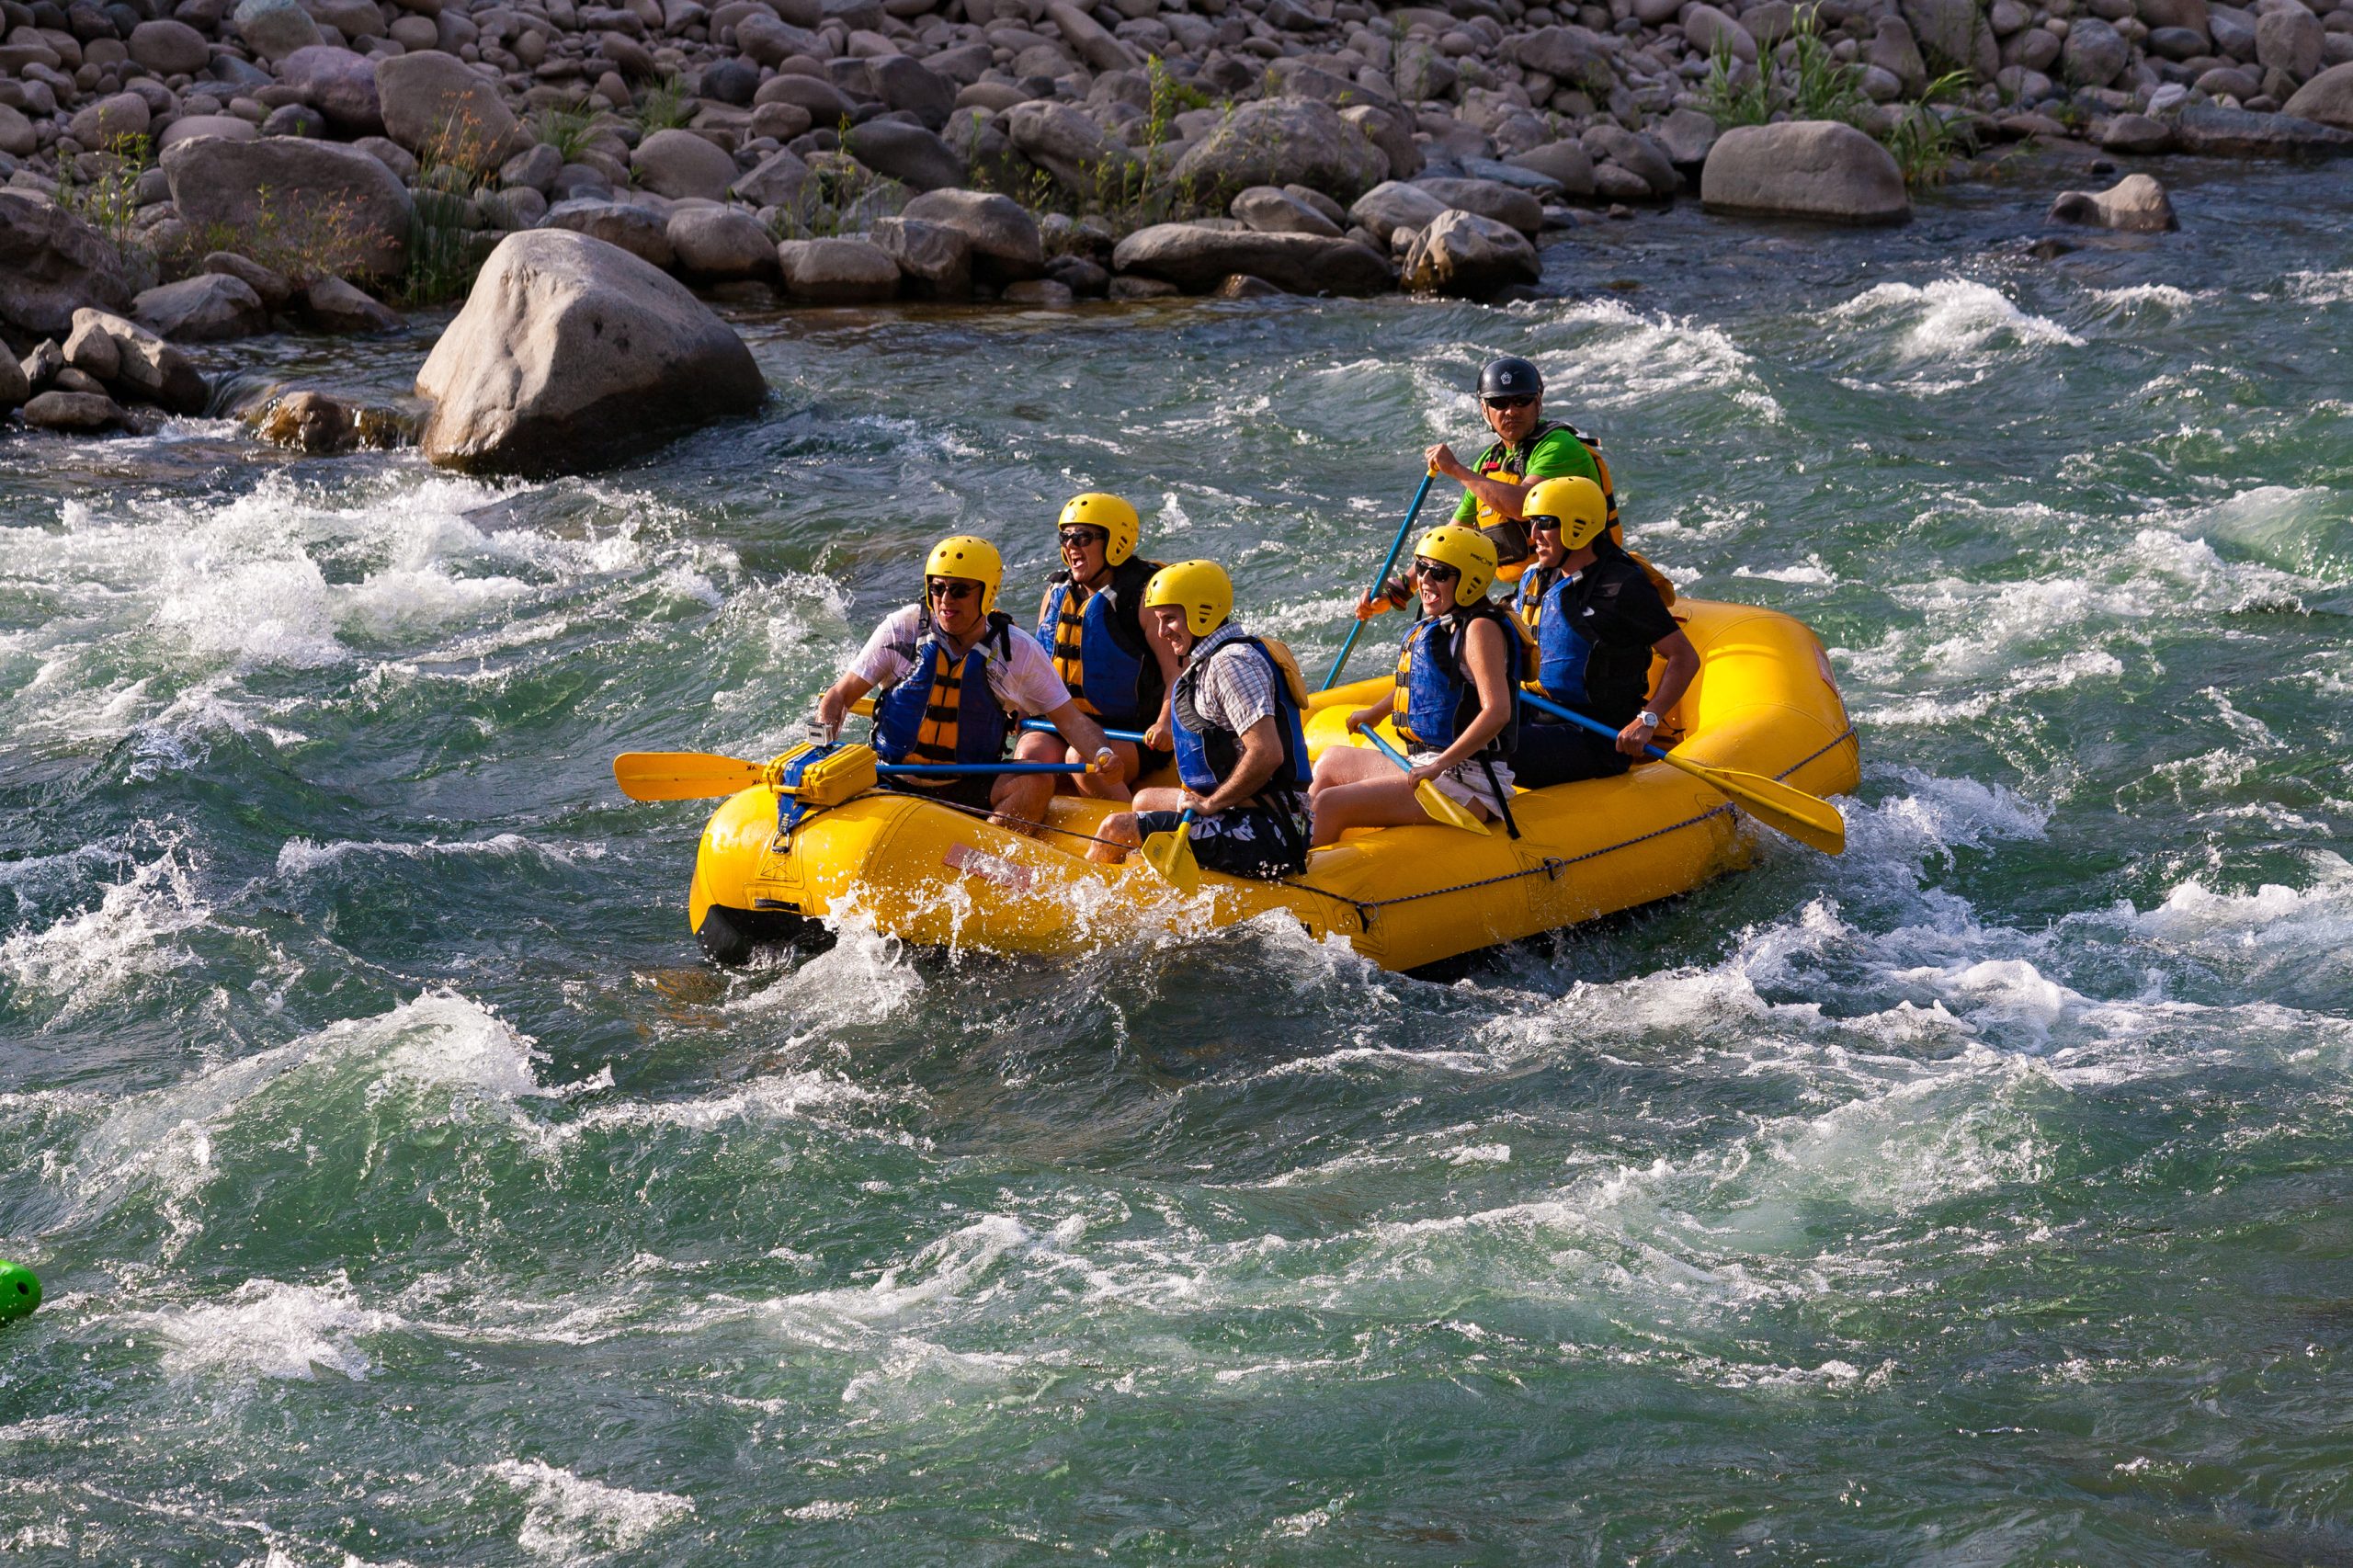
[1635,710,1662,730]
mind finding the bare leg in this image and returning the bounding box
[1307,742,1392,807]
[1015,728,1140,802]
[990,769,1057,835]
[1089,811,1141,865]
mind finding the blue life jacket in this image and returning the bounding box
[870,608,1017,785]
[1518,563,1592,709]
[1171,631,1312,801]
[1392,601,1523,759]
[1034,556,1164,730]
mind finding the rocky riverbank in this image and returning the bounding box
[5,0,2353,445]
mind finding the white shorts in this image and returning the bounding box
[1408,748,1516,817]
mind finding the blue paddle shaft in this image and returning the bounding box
[1321,468,1439,691]
[1018,719,1147,743]
[1518,689,1665,761]
[876,761,1096,777]
[1360,725,1415,771]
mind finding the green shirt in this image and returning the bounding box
[1450,426,1602,526]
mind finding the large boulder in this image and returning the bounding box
[1509,24,1615,93]
[132,274,269,340]
[278,45,383,134]
[2048,172,2178,232]
[778,237,902,302]
[631,128,739,200]
[1699,120,1911,224]
[70,94,151,150]
[1004,100,1134,198]
[2256,5,2323,82]
[870,54,955,130]
[2166,102,2353,154]
[1350,180,1451,244]
[69,307,210,414]
[870,215,971,297]
[899,187,1043,282]
[1171,97,1388,205]
[163,137,414,278]
[1109,224,1392,295]
[1412,176,1545,234]
[375,50,527,167]
[1401,209,1540,297]
[2283,62,2353,128]
[843,119,969,191]
[0,191,132,338]
[233,0,321,61]
[665,206,779,280]
[415,229,765,475]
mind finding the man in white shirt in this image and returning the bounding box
[815,536,1114,832]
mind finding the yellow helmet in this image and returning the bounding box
[1057,493,1141,566]
[924,535,1003,615]
[1413,525,1496,608]
[1522,476,1609,551]
[1142,559,1232,638]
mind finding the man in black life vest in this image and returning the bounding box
[1012,492,1180,802]
[814,535,1114,834]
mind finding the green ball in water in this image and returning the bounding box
[0,1259,40,1322]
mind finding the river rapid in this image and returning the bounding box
[4,160,2351,1563]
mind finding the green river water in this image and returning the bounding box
[4,160,2351,1563]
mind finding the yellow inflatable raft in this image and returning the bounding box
[685,597,1858,973]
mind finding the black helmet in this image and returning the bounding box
[1477,356,1543,400]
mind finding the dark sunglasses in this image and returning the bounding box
[1057,528,1108,549]
[1527,515,1563,532]
[1412,557,1460,581]
[926,578,978,601]
[1483,394,1537,411]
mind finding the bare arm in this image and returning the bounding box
[1042,699,1109,763]
[1191,716,1281,814]
[1620,629,1700,755]
[815,672,873,733]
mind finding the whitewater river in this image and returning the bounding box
[5,161,2350,1562]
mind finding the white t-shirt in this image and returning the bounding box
[850,605,1074,717]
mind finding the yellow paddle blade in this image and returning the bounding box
[1656,752,1846,856]
[1140,821,1200,894]
[1415,778,1491,835]
[613,751,767,801]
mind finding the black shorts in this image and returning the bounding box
[880,771,997,813]
[1135,803,1308,881]
[1512,720,1633,790]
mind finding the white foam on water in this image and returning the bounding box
[273,834,602,878]
[1832,278,2085,360]
[1861,648,2125,727]
[2086,283,2198,316]
[133,1274,399,1383]
[2287,268,2353,306]
[0,844,209,1022]
[1536,299,1784,419]
[2113,851,2353,983]
[574,1070,892,1135]
[784,1213,1033,1327]
[482,1460,695,1559]
[1732,558,1836,585]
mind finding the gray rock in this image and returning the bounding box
[159,114,258,150]
[22,390,127,432]
[1109,224,1392,295]
[0,190,132,339]
[755,72,856,122]
[1506,140,1597,197]
[870,53,955,129]
[1231,184,1342,236]
[1004,277,1074,305]
[2208,3,2256,61]
[481,187,551,230]
[416,229,764,474]
[63,315,119,381]
[1340,102,1424,182]
[1509,24,1614,93]
[540,199,676,270]
[2049,172,2178,231]
[665,206,778,279]
[1412,176,1545,233]
[733,147,814,210]
[778,235,902,301]
[1172,97,1388,205]
[233,0,322,62]
[899,187,1044,282]
[2137,0,2209,34]
[1349,179,1450,244]
[163,137,414,279]
[278,45,384,134]
[632,128,740,200]
[374,49,527,166]
[2063,17,2131,85]
[128,18,211,74]
[1870,17,1929,95]
[69,307,210,414]
[1582,124,1679,198]
[263,105,331,141]
[2283,62,2353,128]
[2145,25,2209,61]
[1900,0,1997,78]
[2167,101,2353,153]
[870,213,971,296]
[2099,112,2173,153]
[844,119,968,190]
[302,275,404,333]
[251,389,407,453]
[2256,5,2323,82]
[70,94,152,150]
[0,348,27,413]
[501,142,563,195]
[205,250,294,310]
[1004,99,1134,197]
[1699,119,1910,224]
[1654,108,1721,171]
[132,273,268,340]
[1680,3,1756,62]
[1401,208,1540,297]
